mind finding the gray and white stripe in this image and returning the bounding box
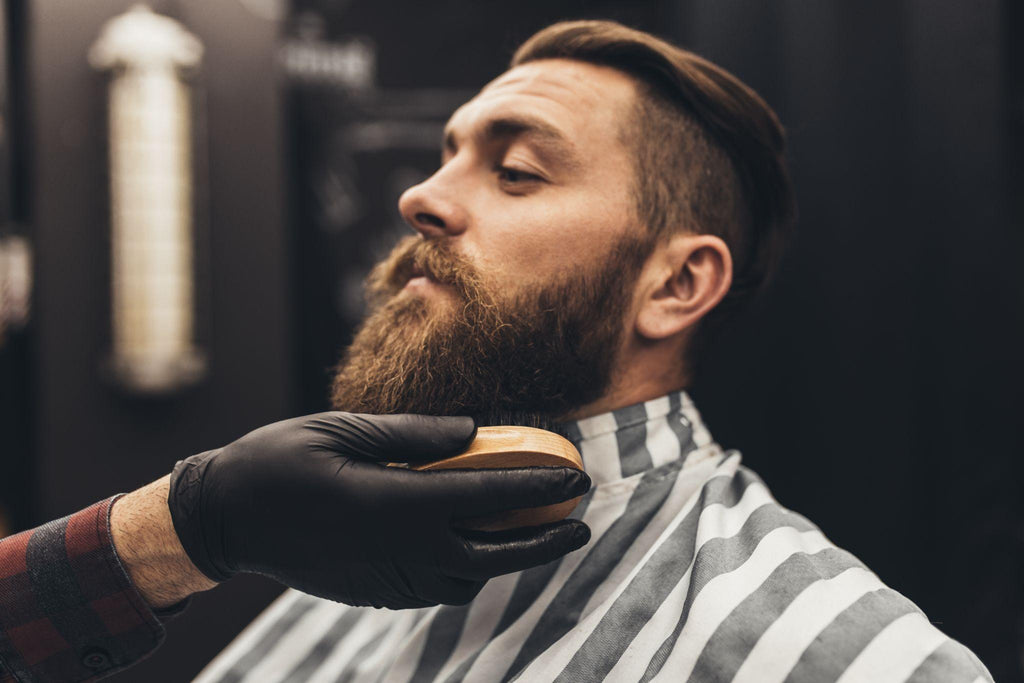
[194,392,992,683]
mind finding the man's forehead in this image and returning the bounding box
[446,59,637,139]
[481,59,635,98]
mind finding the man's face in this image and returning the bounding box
[331,60,653,424]
[401,59,642,295]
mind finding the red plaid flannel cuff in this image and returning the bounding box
[0,496,167,681]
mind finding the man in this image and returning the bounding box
[0,20,992,683]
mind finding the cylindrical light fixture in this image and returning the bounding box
[89,5,205,394]
[0,235,31,350]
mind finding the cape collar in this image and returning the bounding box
[555,390,720,487]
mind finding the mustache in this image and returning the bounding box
[367,236,481,303]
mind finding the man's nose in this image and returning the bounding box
[397,176,469,238]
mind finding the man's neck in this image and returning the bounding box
[563,373,688,422]
[562,337,690,421]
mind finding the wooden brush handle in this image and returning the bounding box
[412,426,584,531]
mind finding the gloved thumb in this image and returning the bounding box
[306,412,476,463]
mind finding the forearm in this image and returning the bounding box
[111,475,217,608]
[0,497,175,681]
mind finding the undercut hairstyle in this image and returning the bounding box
[512,21,797,363]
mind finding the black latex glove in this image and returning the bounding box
[168,412,591,608]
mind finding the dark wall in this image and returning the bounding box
[679,2,1024,680]
[0,0,31,538]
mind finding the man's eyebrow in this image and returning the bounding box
[443,115,582,170]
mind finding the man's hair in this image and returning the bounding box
[512,21,796,362]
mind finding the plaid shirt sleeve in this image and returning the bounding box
[0,495,173,682]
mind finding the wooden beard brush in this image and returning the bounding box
[409,426,584,531]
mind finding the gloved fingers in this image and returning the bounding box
[430,466,591,518]
[443,520,591,581]
[305,413,476,462]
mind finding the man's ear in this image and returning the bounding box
[635,233,733,341]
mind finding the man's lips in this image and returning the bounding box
[406,260,450,287]
[406,262,431,284]
[407,262,441,283]
[403,269,449,295]
[397,247,462,296]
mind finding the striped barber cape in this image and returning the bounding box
[193,391,992,683]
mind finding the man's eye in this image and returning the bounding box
[496,166,541,184]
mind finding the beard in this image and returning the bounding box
[330,234,651,427]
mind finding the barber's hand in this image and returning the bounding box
[167,413,591,608]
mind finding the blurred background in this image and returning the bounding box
[0,0,1021,680]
